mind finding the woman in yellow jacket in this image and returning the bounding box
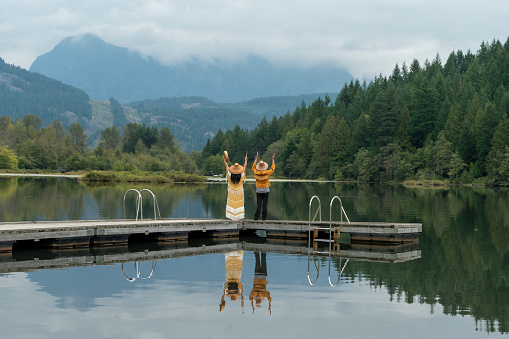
[252,152,275,221]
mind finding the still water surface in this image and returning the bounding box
[0,177,508,338]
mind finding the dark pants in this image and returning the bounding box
[254,192,269,220]
[254,252,267,276]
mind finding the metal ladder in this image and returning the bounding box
[123,189,161,221]
[307,195,350,287]
[329,195,350,252]
[328,196,350,286]
[307,195,336,254]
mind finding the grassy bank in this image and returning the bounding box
[402,179,450,187]
[79,171,207,183]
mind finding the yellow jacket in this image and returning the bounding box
[252,163,275,188]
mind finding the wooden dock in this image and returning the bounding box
[0,218,421,253]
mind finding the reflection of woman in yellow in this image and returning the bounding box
[249,251,271,314]
[220,250,244,312]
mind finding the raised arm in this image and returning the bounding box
[243,153,248,171]
[223,154,229,171]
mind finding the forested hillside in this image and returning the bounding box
[0,57,91,126]
[201,38,509,185]
[128,94,331,152]
[129,97,260,152]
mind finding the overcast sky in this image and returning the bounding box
[1,0,508,80]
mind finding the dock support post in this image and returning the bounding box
[0,241,14,253]
[153,232,189,242]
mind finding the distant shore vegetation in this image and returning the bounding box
[80,170,206,183]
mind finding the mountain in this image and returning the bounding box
[30,34,353,103]
[1,56,331,152]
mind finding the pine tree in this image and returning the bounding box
[475,102,501,175]
[315,115,351,179]
[410,73,438,148]
[396,104,411,151]
[487,114,509,178]
[370,80,399,147]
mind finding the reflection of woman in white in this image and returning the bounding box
[220,250,244,312]
[223,152,248,220]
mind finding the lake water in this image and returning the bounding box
[0,177,508,338]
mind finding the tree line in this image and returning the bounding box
[199,37,509,185]
[0,115,196,173]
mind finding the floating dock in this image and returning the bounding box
[0,218,421,253]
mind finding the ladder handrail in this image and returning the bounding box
[328,258,349,287]
[123,189,142,220]
[307,255,320,285]
[308,195,322,222]
[308,195,321,249]
[121,260,158,282]
[327,196,350,286]
[330,195,350,225]
[307,195,322,285]
[139,189,162,220]
[123,189,162,221]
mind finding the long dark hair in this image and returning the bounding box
[230,173,241,184]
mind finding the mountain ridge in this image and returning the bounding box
[1,56,332,151]
[30,33,352,103]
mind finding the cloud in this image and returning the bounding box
[0,0,508,80]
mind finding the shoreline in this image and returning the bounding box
[1,173,486,187]
[207,177,339,183]
[0,173,83,178]
[0,172,341,183]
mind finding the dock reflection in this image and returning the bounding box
[0,238,421,317]
[0,238,420,277]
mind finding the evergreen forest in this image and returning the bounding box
[200,37,509,186]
